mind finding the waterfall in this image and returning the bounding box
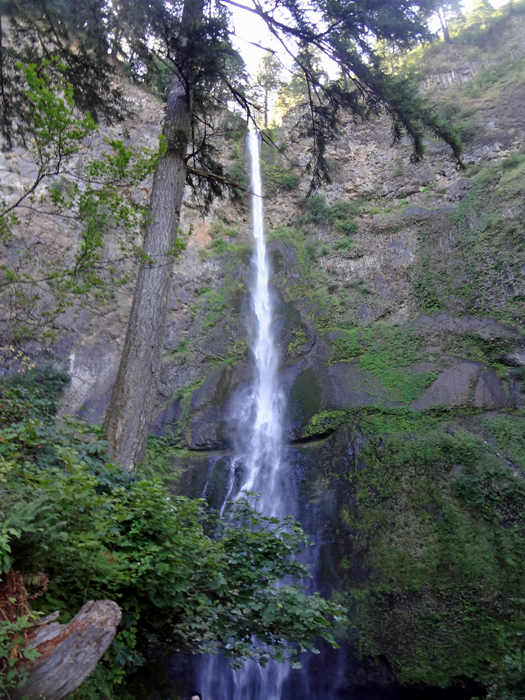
[198,130,290,700]
[236,130,285,517]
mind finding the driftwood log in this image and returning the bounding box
[13,599,122,700]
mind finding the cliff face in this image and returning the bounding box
[3,8,525,694]
[157,12,525,692]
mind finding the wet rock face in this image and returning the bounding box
[153,18,525,690]
[172,402,525,693]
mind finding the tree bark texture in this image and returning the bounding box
[103,72,191,470]
[13,600,121,700]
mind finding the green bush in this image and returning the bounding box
[0,616,41,697]
[274,171,300,190]
[210,220,238,238]
[210,238,231,254]
[0,373,343,698]
[336,218,357,235]
[438,100,477,144]
[301,195,358,233]
[3,365,70,404]
[333,238,354,252]
[305,243,318,261]
[303,194,328,223]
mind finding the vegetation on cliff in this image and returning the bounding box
[153,6,525,693]
[304,411,525,687]
[1,1,525,697]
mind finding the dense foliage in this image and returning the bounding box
[0,369,343,698]
[2,0,465,199]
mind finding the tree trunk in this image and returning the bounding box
[103,71,190,470]
[438,8,452,43]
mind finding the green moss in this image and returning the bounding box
[209,220,239,238]
[287,324,308,353]
[300,194,359,233]
[301,411,525,687]
[192,276,247,336]
[333,238,354,252]
[299,409,348,438]
[206,238,250,257]
[272,170,300,190]
[327,324,438,405]
[288,367,323,426]
[412,152,525,326]
[165,339,188,356]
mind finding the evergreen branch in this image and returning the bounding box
[185,166,256,195]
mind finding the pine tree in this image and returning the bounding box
[1,0,464,469]
[253,53,284,127]
[0,0,126,144]
[274,45,328,120]
[435,0,464,43]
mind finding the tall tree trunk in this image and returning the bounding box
[438,8,452,43]
[103,71,190,470]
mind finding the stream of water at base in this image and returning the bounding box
[198,130,293,700]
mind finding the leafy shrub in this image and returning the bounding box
[274,171,300,190]
[437,101,477,144]
[336,218,357,235]
[0,616,41,697]
[210,220,238,238]
[210,238,231,254]
[333,239,354,252]
[302,194,328,223]
[302,195,358,233]
[0,377,343,698]
[3,365,70,404]
[305,243,318,261]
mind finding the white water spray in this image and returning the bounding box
[198,131,290,700]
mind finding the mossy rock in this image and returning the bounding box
[296,410,525,688]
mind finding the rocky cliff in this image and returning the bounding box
[3,7,525,696]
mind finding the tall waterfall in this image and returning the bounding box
[237,130,285,518]
[198,130,290,700]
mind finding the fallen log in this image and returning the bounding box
[12,599,122,700]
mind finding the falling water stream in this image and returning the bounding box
[198,131,291,700]
[233,130,286,519]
